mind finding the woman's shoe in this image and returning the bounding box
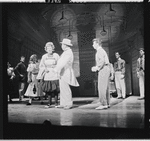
[117,97,122,99]
[64,106,72,110]
[95,105,108,110]
[45,104,52,108]
[107,105,110,108]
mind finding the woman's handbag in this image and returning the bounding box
[33,84,36,94]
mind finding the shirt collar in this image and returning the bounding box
[140,54,145,58]
[117,58,121,61]
[64,47,71,51]
[96,46,102,51]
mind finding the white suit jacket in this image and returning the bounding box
[55,48,79,87]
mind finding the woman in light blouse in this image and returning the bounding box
[37,42,60,108]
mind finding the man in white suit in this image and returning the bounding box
[54,38,79,109]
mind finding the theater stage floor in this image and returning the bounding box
[8,96,144,128]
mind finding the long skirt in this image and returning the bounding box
[24,82,38,97]
[24,74,45,97]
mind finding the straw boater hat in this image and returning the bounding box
[60,38,73,46]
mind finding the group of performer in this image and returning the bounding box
[7,38,145,110]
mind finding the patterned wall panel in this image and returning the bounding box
[7,35,22,67]
[77,30,96,96]
[132,49,139,95]
[109,31,144,96]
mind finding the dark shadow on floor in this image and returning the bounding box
[4,122,150,139]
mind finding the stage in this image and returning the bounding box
[8,96,144,128]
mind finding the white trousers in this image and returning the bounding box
[138,70,145,98]
[98,65,110,106]
[115,71,126,98]
[59,78,73,107]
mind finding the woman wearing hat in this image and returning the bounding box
[24,54,42,105]
[37,42,60,108]
[54,38,79,110]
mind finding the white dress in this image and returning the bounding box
[24,62,41,97]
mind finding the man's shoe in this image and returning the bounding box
[54,103,58,107]
[117,97,122,99]
[138,97,144,100]
[64,106,72,110]
[95,105,108,110]
[26,103,31,105]
[55,105,64,108]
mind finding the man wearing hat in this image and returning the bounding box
[54,38,79,109]
[136,48,145,100]
[114,52,126,99]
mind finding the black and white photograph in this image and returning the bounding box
[1,1,149,139]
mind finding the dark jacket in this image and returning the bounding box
[14,61,27,82]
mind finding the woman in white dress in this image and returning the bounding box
[37,42,60,108]
[24,54,41,105]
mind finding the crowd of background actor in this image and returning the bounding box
[7,38,145,110]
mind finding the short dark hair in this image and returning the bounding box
[21,56,25,58]
[139,48,144,51]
